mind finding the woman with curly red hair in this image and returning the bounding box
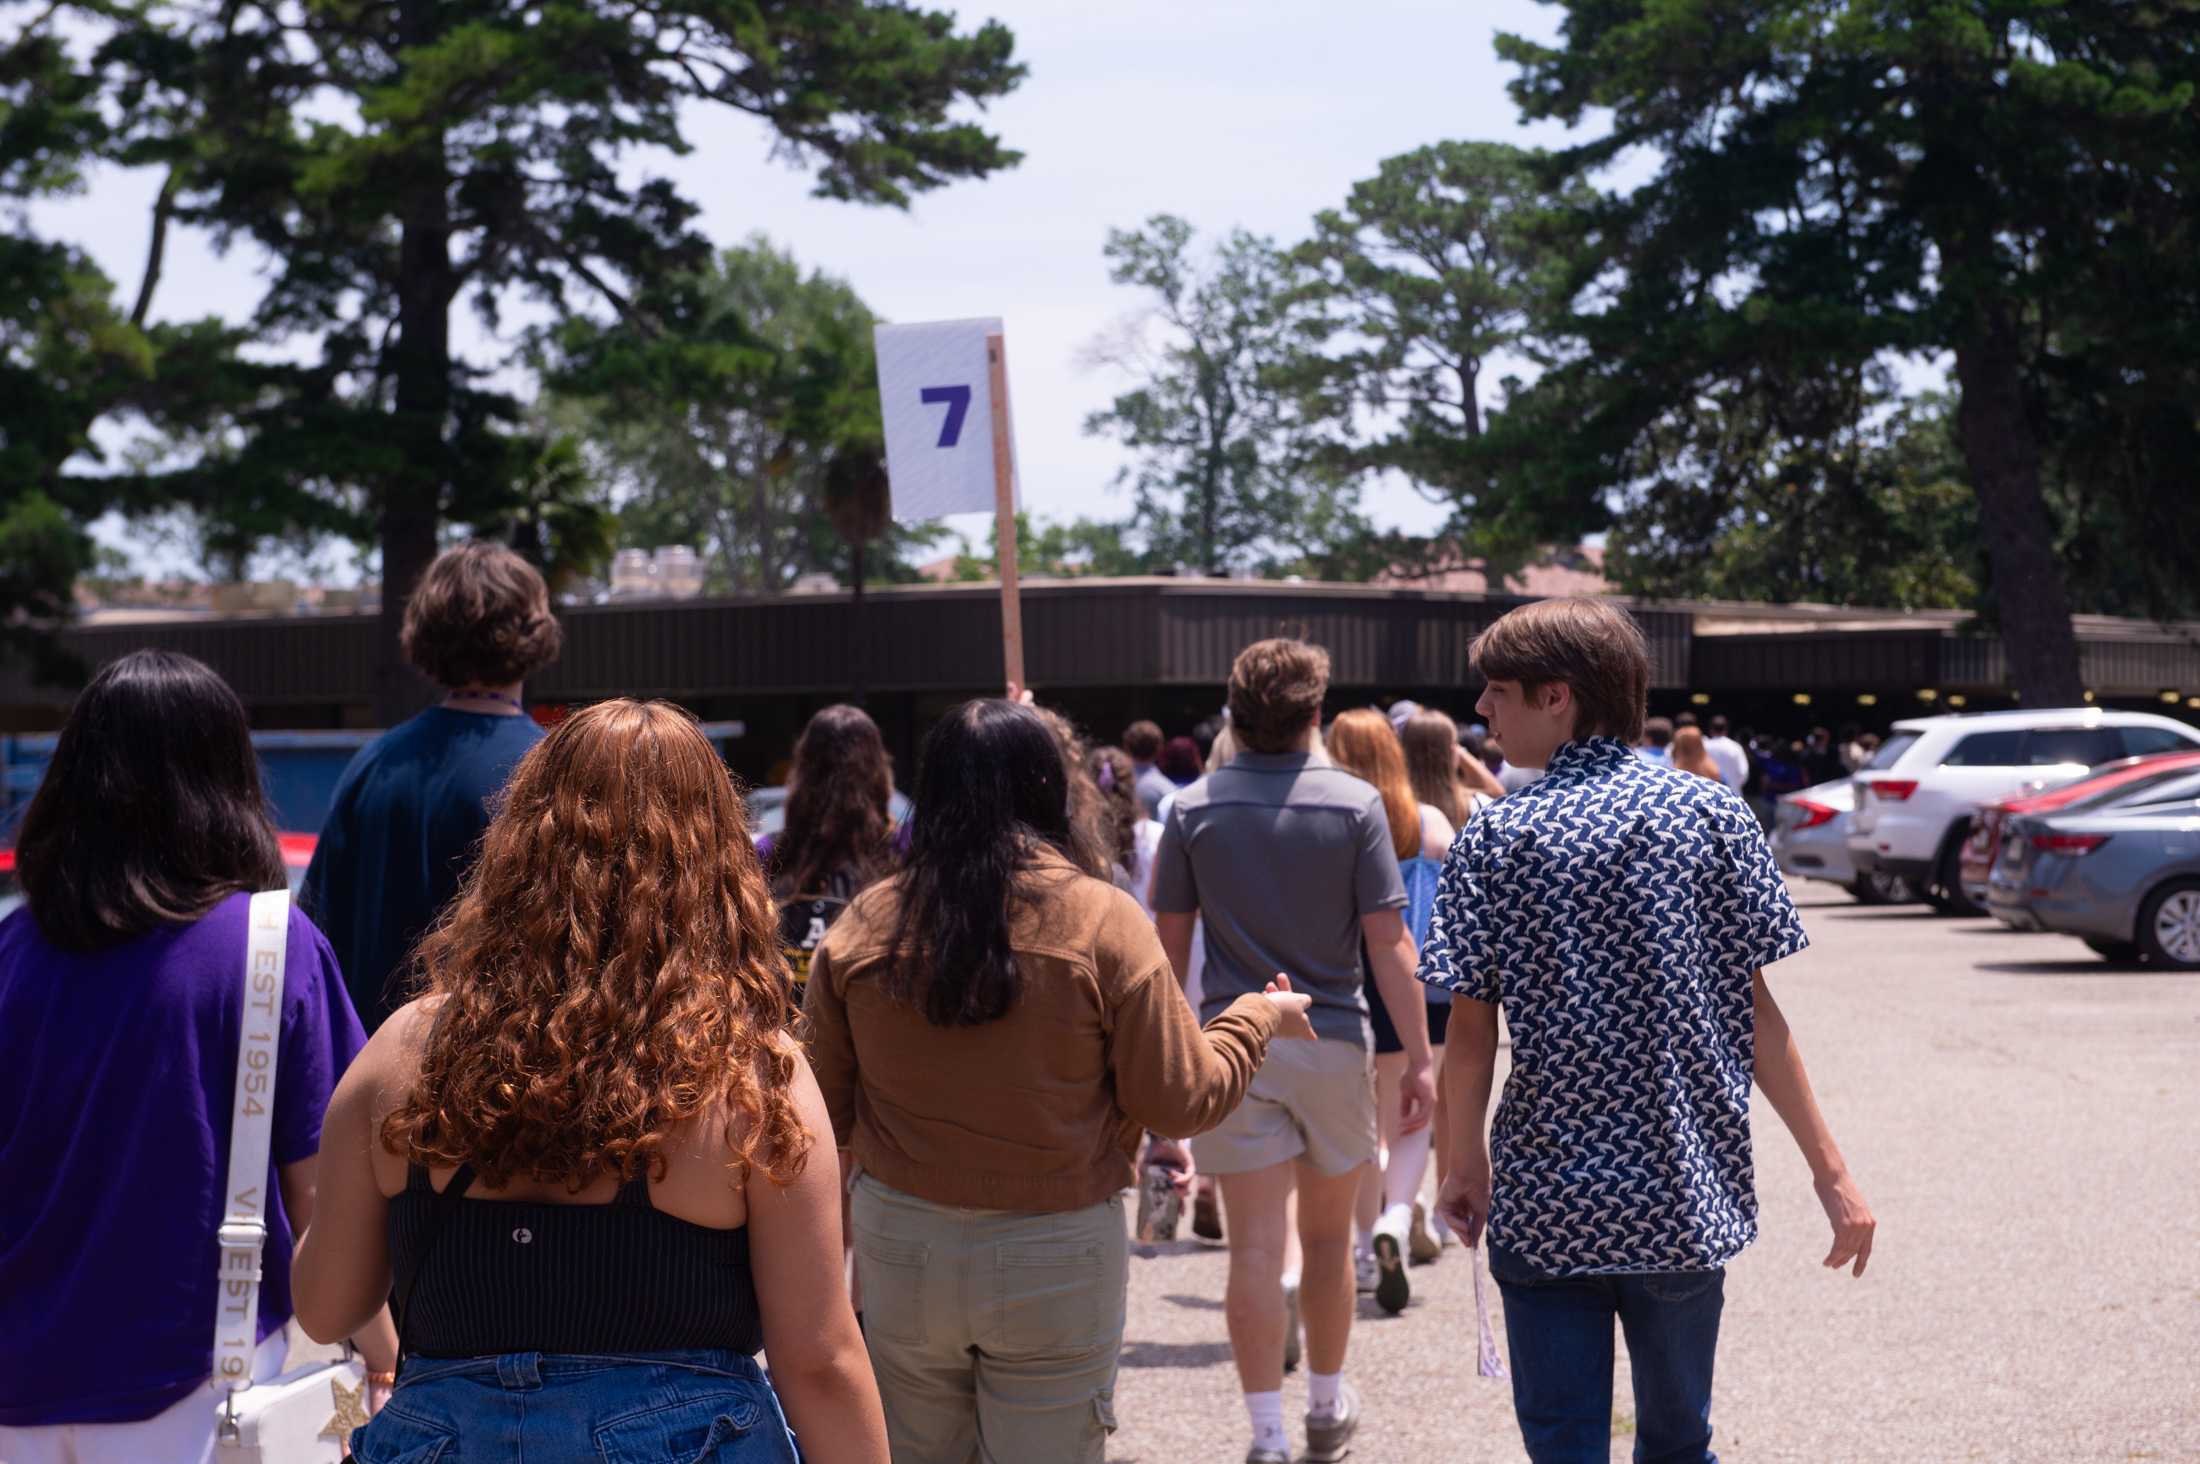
[293,700,885,1463]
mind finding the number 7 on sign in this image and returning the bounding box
[920,385,972,448]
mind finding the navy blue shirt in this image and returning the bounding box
[300,707,542,1031]
[1418,737,1807,1274]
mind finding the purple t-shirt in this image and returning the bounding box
[0,893,365,1425]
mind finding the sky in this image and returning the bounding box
[36,0,1594,578]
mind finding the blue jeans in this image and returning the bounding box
[1488,1243,1725,1464]
[349,1350,799,1463]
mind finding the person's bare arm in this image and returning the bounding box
[1434,996,1500,1246]
[749,1064,889,1463]
[1753,970,1876,1277]
[1361,908,1434,1133]
[283,1083,398,1377]
[1156,911,1196,993]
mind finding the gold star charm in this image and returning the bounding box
[321,1374,372,1451]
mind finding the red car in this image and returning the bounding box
[0,835,318,920]
[1959,751,2200,903]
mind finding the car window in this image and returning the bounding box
[2120,726,2200,758]
[1866,734,1919,771]
[2022,728,2124,767]
[1940,730,2028,767]
[2106,770,2200,810]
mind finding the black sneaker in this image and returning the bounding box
[1371,1204,1410,1315]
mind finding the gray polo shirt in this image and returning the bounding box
[1150,751,1407,1047]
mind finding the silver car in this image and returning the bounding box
[1774,779,1919,904]
[1984,798,2200,967]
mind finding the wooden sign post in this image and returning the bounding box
[987,332,1024,692]
[874,316,1025,693]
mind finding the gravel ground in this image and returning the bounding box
[1106,883,2200,1464]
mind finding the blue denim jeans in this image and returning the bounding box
[1488,1243,1725,1464]
[349,1350,799,1463]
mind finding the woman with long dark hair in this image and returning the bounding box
[804,699,1314,1462]
[294,701,885,1463]
[1088,744,1165,914]
[763,704,899,1008]
[0,651,393,1461]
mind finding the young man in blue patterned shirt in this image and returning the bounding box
[1419,596,1876,1464]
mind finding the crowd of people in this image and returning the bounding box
[0,542,1876,1464]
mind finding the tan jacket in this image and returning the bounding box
[803,848,1281,1213]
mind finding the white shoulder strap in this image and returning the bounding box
[213,889,291,1394]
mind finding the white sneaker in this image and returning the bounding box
[1371,1202,1412,1314]
[1354,1246,1378,1295]
[1408,1198,1443,1264]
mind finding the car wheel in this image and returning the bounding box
[2137,881,2200,971]
[1867,869,1918,904]
[2082,938,2145,965]
[1929,828,1985,918]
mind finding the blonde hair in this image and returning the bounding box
[1672,726,1722,781]
[1324,709,1419,861]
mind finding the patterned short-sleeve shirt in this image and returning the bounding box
[1418,736,1808,1274]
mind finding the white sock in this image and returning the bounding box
[1245,1390,1286,1452]
[1308,1370,1344,1418]
[1281,1266,1301,1293]
[1384,1125,1434,1211]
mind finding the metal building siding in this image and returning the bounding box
[1691,631,1940,692]
[50,615,379,703]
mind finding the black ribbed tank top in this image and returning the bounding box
[388,1162,764,1358]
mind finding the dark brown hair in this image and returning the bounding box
[771,704,894,897]
[1122,720,1164,762]
[400,542,563,690]
[383,700,808,1190]
[1470,597,1649,745]
[1323,709,1420,860]
[1031,705,1111,879]
[17,650,284,952]
[1228,638,1330,754]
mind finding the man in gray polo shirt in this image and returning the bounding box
[1152,638,1434,1464]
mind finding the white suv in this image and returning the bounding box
[1846,708,2200,915]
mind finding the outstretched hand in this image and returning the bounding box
[1262,973,1317,1040]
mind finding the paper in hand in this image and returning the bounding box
[1471,1243,1508,1379]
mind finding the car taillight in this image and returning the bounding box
[1789,799,1839,829]
[1867,780,1919,801]
[2030,833,2109,856]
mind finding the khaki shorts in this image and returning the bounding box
[1190,1036,1378,1178]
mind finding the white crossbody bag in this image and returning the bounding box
[210,889,369,1460]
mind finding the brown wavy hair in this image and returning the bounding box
[400,541,563,690]
[1324,708,1421,861]
[382,699,809,1190]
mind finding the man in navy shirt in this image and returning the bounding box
[1421,596,1875,1464]
[301,543,561,1030]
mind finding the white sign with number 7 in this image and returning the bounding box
[875,317,1020,523]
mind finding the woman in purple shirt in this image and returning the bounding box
[0,650,394,1463]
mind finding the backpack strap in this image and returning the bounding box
[212,890,291,1395]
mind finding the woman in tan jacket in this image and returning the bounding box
[804,698,1314,1464]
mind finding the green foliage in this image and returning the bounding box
[1607,389,1980,609]
[54,0,1022,711]
[950,511,1146,582]
[1479,0,2200,699]
[545,237,943,592]
[1083,215,1371,578]
[1292,140,1588,552]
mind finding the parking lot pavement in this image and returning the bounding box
[1108,884,2200,1463]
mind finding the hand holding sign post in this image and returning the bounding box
[875,317,1025,690]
